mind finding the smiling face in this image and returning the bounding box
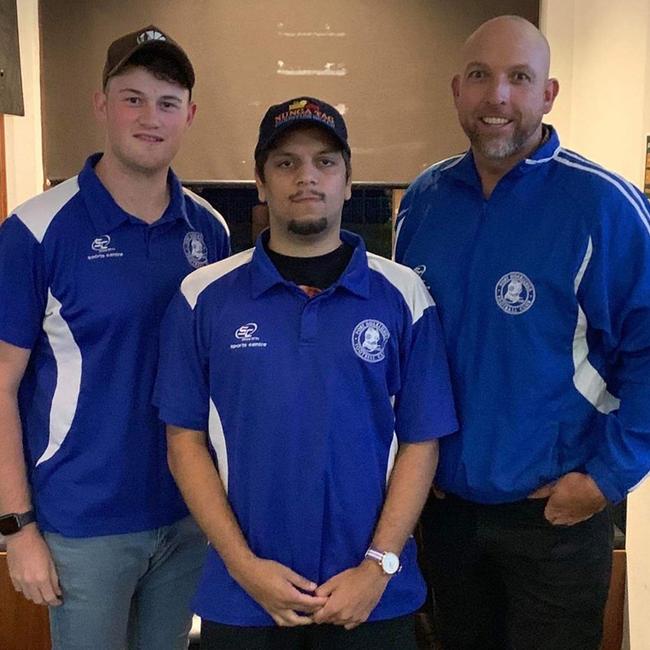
[451,16,558,171]
[94,66,196,176]
[256,124,352,255]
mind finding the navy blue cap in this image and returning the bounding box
[255,97,350,159]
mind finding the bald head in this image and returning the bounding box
[451,14,559,180]
[461,16,551,80]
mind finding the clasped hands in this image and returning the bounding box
[234,556,390,629]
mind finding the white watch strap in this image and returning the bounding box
[365,548,384,564]
[365,548,384,563]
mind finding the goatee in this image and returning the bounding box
[288,217,328,236]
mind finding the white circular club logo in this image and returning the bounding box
[352,319,390,363]
[495,271,535,315]
[183,231,208,269]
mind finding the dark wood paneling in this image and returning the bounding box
[602,549,626,650]
[0,552,51,650]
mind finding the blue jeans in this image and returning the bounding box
[45,516,206,650]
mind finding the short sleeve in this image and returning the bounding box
[0,215,48,349]
[154,290,210,431]
[394,299,458,443]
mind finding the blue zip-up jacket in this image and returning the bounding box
[395,126,650,504]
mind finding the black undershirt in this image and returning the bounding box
[264,240,354,297]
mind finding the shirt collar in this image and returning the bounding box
[448,123,561,188]
[78,153,192,234]
[250,229,370,300]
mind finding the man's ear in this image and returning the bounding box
[254,169,266,203]
[451,75,461,107]
[185,101,197,128]
[543,78,560,114]
[93,90,108,123]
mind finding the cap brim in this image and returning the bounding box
[255,120,350,159]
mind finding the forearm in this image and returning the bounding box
[369,439,438,554]
[166,425,255,576]
[0,343,61,605]
[0,339,34,517]
[0,391,32,514]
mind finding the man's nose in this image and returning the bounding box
[296,162,318,184]
[137,102,160,126]
[485,77,510,104]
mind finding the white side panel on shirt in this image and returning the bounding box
[182,248,254,310]
[182,187,231,236]
[14,176,80,243]
[36,290,82,465]
[209,399,229,493]
[366,253,434,324]
[572,237,620,414]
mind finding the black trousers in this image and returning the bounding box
[421,493,613,650]
[200,614,417,650]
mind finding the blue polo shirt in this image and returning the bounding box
[155,230,457,625]
[0,154,230,537]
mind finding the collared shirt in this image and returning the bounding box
[395,125,650,504]
[155,230,457,625]
[0,154,230,536]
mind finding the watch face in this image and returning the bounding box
[381,552,400,575]
[0,515,20,536]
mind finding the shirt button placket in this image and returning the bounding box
[299,299,320,344]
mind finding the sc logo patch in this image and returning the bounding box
[495,272,535,315]
[352,319,390,363]
[91,235,111,252]
[235,323,258,341]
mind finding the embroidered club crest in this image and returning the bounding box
[495,271,535,314]
[352,319,390,363]
[183,231,208,268]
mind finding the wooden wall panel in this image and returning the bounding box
[0,552,51,650]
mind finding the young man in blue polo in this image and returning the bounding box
[155,97,457,648]
[0,26,229,649]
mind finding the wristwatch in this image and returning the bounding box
[365,548,402,576]
[0,510,35,536]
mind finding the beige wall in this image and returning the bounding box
[542,0,649,186]
[627,481,650,649]
[542,2,650,648]
[3,0,42,212]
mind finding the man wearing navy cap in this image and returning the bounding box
[154,97,457,648]
[0,25,229,649]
